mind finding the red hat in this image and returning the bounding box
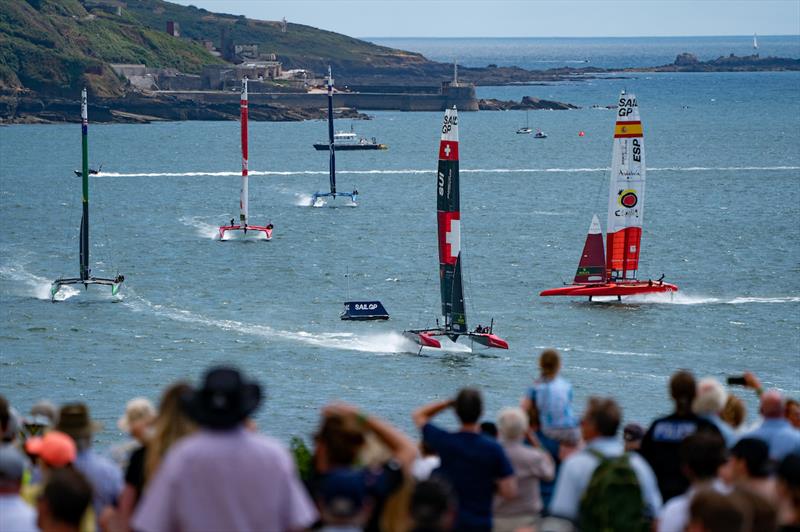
[25,431,76,467]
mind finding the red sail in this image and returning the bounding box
[574,214,606,284]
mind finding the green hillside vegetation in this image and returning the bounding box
[0,0,223,96]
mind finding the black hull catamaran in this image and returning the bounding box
[403,107,508,351]
[311,67,358,207]
[218,78,273,241]
[51,89,123,301]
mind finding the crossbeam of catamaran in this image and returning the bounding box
[51,89,124,302]
[540,91,677,301]
[403,107,508,352]
[218,78,273,241]
[311,67,358,207]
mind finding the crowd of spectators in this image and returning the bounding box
[1,349,799,532]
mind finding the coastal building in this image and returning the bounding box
[166,20,180,37]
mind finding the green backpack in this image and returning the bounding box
[578,449,650,532]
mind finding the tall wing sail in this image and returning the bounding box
[80,88,90,281]
[606,92,645,280]
[239,78,249,224]
[437,107,466,335]
[574,214,606,284]
[327,67,336,194]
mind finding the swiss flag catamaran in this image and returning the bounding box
[540,91,678,301]
[218,78,273,241]
[51,89,124,301]
[403,107,509,351]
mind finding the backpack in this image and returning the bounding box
[578,449,650,532]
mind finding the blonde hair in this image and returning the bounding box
[144,382,196,485]
[497,407,529,442]
[539,349,561,379]
[720,394,746,429]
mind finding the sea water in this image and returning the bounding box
[1,37,798,447]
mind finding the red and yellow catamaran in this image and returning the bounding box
[540,91,678,301]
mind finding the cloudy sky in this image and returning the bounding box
[170,0,800,38]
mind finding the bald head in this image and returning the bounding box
[760,390,784,419]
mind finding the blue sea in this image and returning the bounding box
[1,37,799,448]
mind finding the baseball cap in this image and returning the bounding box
[623,423,645,442]
[25,431,77,467]
[317,468,366,518]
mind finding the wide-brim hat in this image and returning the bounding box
[182,366,262,430]
[56,403,102,440]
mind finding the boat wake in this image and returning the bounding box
[97,166,800,178]
[124,294,415,354]
[178,216,220,240]
[623,292,800,305]
[0,264,80,301]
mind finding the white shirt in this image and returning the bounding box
[658,479,730,532]
[549,436,662,521]
[0,494,39,532]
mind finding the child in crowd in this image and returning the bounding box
[521,349,580,445]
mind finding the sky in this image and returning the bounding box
[169,0,800,38]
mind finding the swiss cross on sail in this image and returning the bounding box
[437,108,466,334]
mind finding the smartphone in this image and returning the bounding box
[727,376,747,386]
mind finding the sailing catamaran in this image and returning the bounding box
[51,89,124,301]
[218,78,273,240]
[540,91,678,300]
[311,67,358,207]
[403,107,508,351]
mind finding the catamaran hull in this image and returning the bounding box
[51,277,123,302]
[313,143,387,151]
[403,330,509,350]
[218,225,273,241]
[540,281,678,297]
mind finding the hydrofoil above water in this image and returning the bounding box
[403,107,508,352]
[219,78,273,241]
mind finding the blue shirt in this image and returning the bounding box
[423,423,514,530]
[744,418,800,460]
[549,436,662,522]
[528,376,578,430]
[74,449,123,518]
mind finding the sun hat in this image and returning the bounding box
[55,403,102,440]
[182,366,262,430]
[25,431,77,467]
[117,397,156,432]
[0,445,28,481]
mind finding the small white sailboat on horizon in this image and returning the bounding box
[516,110,532,134]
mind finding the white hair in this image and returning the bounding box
[692,377,728,415]
[497,407,529,442]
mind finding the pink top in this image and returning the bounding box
[133,428,317,532]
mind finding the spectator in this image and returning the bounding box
[132,366,317,532]
[720,394,747,434]
[410,478,457,532]
[56,403,123,517]
[686,488,746,532]
[658,430,729,532]
[480,421,498,439]
[548,396,661,530]
[111,397,155,468]
[36,467,93,532]
[786,399,800,430]
[640,370,721,502]
[493,407,554,532]
[623,423,646,452]
[0,445,37,532]
[24,399,58,441]
[102,383,195,532]
[744,390,800,460]
[311,402,417,532]
[412,441,440,481]
[521,349,579,444]
[0,395,21,445]
[726,438,777,502]
[524,399,561,512]
[729,485,778,532]
[693,377,736,447]
[413,388,517,532]
[776,453,800,530]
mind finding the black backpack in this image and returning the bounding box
[578,449,650,532]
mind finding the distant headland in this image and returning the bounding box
[1,0,798,124]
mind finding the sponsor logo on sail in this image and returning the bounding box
[618,189,638,208]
